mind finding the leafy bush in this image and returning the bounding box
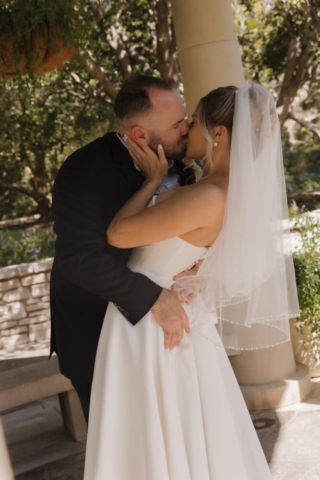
[292,212,320,361]
[284,144,320,193]
[0,225,56,268]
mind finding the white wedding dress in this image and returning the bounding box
[84,198,272,480]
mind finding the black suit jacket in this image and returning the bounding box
[50,132,165,384]
[50,132,195,384]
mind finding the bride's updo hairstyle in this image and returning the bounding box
[197,86,238,175]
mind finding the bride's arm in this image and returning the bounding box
[110,139,168,223]
[108,137,224,249]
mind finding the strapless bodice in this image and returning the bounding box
[127,196,210,288]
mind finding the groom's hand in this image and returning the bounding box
[151,289,190,350]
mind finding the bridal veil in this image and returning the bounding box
[179,83,300,351]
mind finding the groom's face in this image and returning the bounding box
[134,88,189,159]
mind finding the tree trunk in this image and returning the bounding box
[36,195,52,222]
[156,0,179,87]
[31,150,52,222]
[277,38,311,127]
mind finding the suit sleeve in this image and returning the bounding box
[52,152,162,325]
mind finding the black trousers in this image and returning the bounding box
[71,380,92,425]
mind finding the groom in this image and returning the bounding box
[50,75,195,423]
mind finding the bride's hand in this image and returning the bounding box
[124,135,168,183]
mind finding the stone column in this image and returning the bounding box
[171,0,245,118]
[0,420,14,480]
[171,0,312,409]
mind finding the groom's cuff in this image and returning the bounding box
[114,276,163,326]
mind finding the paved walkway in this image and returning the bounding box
[254,379,320,479]
[1,347,320,479]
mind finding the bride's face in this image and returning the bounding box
[186,112,207,160]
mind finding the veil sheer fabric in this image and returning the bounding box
[177,83,300,351]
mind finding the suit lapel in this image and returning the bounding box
[106,132,145,193]
[119,162,145,193]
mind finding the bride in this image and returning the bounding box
[83,83,299,479]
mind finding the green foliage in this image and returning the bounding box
[0,72,116,220]
[292,214,320,361]
[284,144,320,193]
[0,0,171,221]
[0,224,56,267]
[0,191,37,221]
[0,0,83,32]
[76,0,163,87]
[233,0,318,90]
[233,0,320,201]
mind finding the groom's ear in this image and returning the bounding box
[131,126,150,146]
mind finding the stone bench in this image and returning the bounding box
[0,355,87,442]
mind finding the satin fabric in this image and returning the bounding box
[84,222,272,479]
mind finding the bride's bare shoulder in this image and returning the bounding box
[156,181,225,206]
[155,182,226,228]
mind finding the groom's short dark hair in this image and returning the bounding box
[114,75,176,120]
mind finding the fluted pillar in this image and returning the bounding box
[171,0,312,409]
[171,0,245,118]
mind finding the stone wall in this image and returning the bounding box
[0,258,53,352]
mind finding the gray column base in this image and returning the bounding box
[240,363,313,411]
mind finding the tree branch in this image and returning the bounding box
[288,113,320,139]
[169,20,177,57]
[288,190,320,203]
[81,51,119,99]
[70,72,113,107]
[121,35,152,75]
[0,190,10,203]
[156,0,179,86]
[0,180,37,199]
[277,4,318,127]
[277,38,299,109]
[106,24,132,81]
[291,45,311,91]
[277,43,312,126]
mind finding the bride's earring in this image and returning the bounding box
[213,140,218,147]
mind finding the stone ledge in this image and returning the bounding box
[19,315,48,326]
[1,326,28,337]
[29,322,50,343]
[2,288,30,303]
[0,258,53,349]
[26,302,50,313]
[0,266,18,282]
[33,259,54,274]
[0,303,26,323]
[31,284,50,299]
[21,273,46,287]
[1,334,30,349]
[0,279,20,293]
[28,309,50,318]
[9,302,26,321]
[0,258,53,280]
[0,321,18,331]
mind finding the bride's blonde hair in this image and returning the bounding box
[197,86,238,175]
